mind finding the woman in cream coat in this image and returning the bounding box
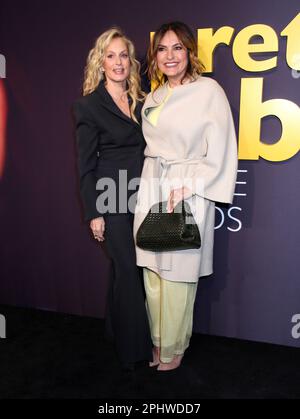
[134,21,238,371]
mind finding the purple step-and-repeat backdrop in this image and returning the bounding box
[0,0,299,348]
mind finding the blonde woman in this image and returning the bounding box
[73,28,152,370]
[134,22,238,371]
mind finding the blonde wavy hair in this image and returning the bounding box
[83,27,144,123]
[147,21,205,91]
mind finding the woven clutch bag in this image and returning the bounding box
[136,200,201,252]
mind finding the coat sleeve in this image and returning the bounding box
[192,83,238,204]
[73,100,103,222]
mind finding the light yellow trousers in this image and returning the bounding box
[143,268,198,363]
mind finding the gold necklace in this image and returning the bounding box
[105,85,127,103]
[111,93,127,103]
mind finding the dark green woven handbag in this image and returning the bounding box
[136,200,201,252]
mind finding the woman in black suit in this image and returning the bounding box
[73,27,152,370]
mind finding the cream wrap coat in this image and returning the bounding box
[133,76,238,283]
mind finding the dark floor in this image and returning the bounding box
[0,304,300,399]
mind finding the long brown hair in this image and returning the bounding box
[147,21,205,91]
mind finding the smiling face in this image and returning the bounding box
[156,30,188,86]
[102,37,130,84]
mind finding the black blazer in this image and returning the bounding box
[73,80,146,222]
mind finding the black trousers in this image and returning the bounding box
[103,214,152,366]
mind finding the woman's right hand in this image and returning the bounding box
[90,217,105,242]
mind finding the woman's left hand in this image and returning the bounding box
[167,186,193,213]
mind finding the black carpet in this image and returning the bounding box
[0,304,299,399]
